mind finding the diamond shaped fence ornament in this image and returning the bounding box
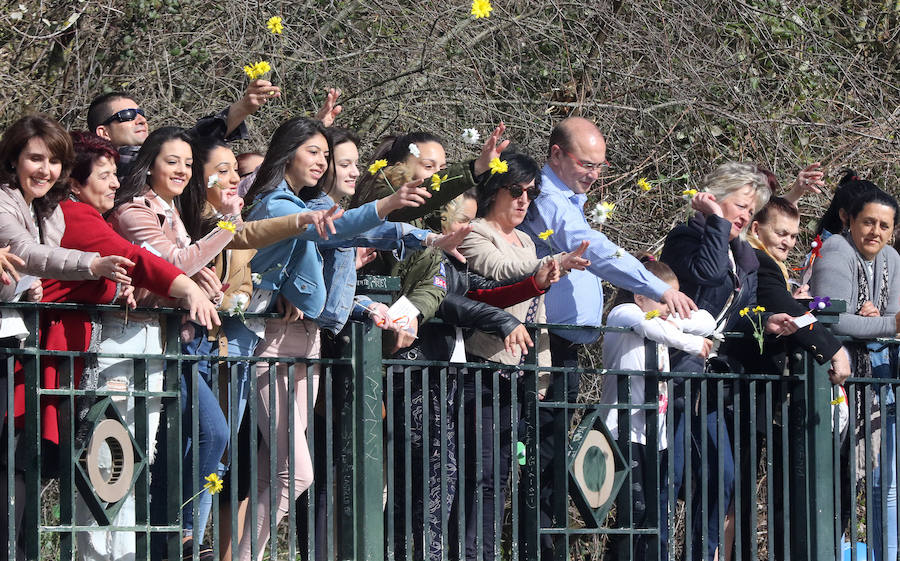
[72,397,147,525]
[567,408,629,526]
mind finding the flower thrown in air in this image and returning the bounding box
[471,0,492,18]
[537,229,554,241]
[243,61,272,80]
[409,143,421,158]
[266,16,283,34]
[488,157,508,175]
[590,201,615,224]
[644,309,661,320]
[368,159,388,175]
[217,220,237,234]
[637,177,652,192]
[462,128,481,145]
[251,273,262,285]
[204,473,224,495]
[430,173,448,192]
[682,189,698,200]
[810,296,831,311]
[206,173,220,189]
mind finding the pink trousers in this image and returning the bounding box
[238,319,319,561]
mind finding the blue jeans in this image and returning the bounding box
[659,400,735,561]
[220,317,257,447]
[180,327,229,542]
[870,343,897,561]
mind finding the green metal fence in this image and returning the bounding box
[0,297,885,560]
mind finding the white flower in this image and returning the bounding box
[229,293,250,316]
[251,273,262,285]
[207,173,219,189]
[612,247,624,258]
[461,128,481,145]
[408,143,421,158]
[590,201,615,224]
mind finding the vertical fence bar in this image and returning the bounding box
[645,340,661,561]
[806,347,836,559]
[350,319,384,561]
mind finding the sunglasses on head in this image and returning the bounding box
[502,183,541,200]
[102,108,145,126]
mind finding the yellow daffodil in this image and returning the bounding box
[645,310,661,320]
[431,173,447,191]
[488,157,508,175]
[637,177,652,192]
[739,307,750,317]
[368,159,388,175]
[204,473,223,495]
[831,394,846,406]
[752,305,766,313]
[266,16,283,34]
[538,229,554,240]
[243,61,272,80]
[471,0,493,18]
[217,220,237,233]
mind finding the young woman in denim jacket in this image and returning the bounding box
[236,117,435,561]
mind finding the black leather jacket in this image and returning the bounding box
[400,253,523,361]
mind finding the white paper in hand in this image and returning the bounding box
[14,275,37,298]
[387,296,420,334]
[792,314,818,329]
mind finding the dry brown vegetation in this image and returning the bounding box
[3,1,899,558]
[2,0,899,261]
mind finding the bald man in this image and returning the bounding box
[519,117,696,557]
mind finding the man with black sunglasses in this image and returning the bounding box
[518,116,698,560]
[86,78,281,178]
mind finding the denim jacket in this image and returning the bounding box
[246,180,383,318]
[305,191,431,333]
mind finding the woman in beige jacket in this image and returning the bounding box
[456,150,588,561]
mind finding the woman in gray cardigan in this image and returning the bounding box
[808,187,900,561]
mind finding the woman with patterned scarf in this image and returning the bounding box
[809,184,900,561]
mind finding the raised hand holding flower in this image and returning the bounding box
[474,122,511,176]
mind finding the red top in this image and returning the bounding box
[466,275,545,309]
[14,199,184,444]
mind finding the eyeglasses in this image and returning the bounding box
[560,147,609,173]
[101,108,146,126]
[502,183,541,200]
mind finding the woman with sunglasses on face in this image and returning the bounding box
[455,150,589,561]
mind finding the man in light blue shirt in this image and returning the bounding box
[519,117,696,558]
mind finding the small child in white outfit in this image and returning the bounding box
[601,254,715,558]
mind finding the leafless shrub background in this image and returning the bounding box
[2,0,899,557]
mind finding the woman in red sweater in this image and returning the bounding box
[32,132,219,559]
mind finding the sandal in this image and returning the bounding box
[182,538,215,561]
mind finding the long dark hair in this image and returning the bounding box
[0,114,75,219]
[847,188,899,226]
[348,131,444,209]
[815,170,879,236]
[474,149,541,218]
[302,126,361,203]
[179,135,230,240]
[242,117,327,214]
[114,126,193,212]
